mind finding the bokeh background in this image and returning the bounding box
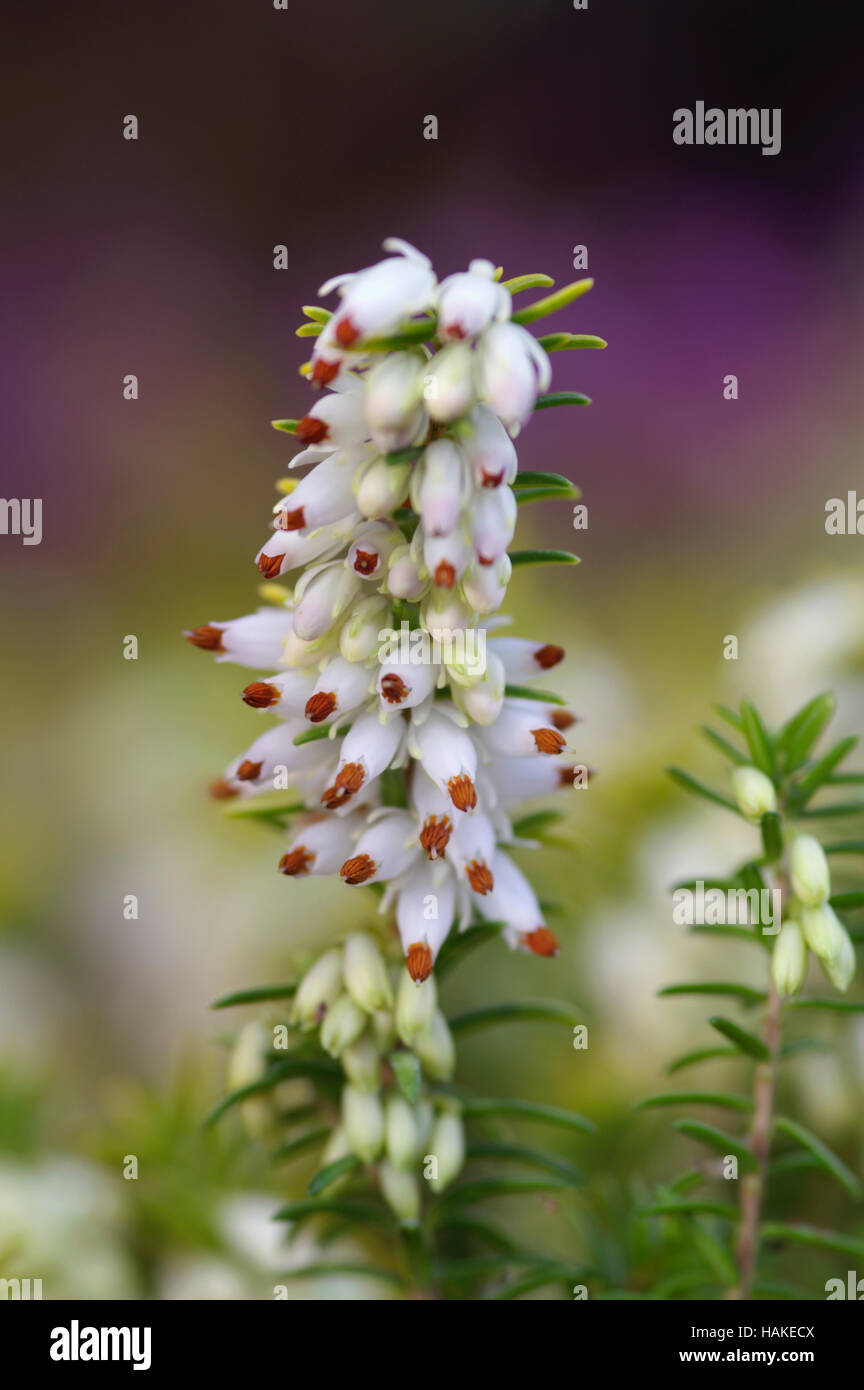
[1,0,862,1297]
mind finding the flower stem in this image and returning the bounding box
[729,979,784,1299]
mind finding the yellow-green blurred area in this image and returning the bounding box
[2,0,864,1298]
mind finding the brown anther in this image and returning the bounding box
[534,644,565,670]
[551,709,576,731]
[335,315,360,347]
[434,559,456,588]
[353,548,378,576]
[209,777,238,800]
[558,765,594,786]
[185,624,225,653]
[257,551,284,578]
[277,506,305,532]
[477,553,494,567]
[321,761,365,810]
[305,691,336,723]
[236,759,263,782]
[447,774,477,811]
[466,858,494,894]
[406,942,434,983]
[242,681,280,709]
[380,673,410,704]
[419,814,452,859]
[532,727,566,755]
[311,358,340,387]
[520,926,559,957]
[481,470,504,487]
[294,415,329,445]
[279,846,315,876]
[340,853,376,885]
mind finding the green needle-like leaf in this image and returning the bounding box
[293,723,350,746]
[667,767,740,814]
[533,390,591,410]
[797,801,864,819]
[508,548,580,567]
[514,485,579,504]
[434,921,505,979]
[778,692,836,770]
[824,841,864,855]
[707,1016,770,1058]
[773,1116,862,1200]
[537,332,607,351]
[667,1047,740,1075]
[642,1199,739,1219]
[699,725,749,766]
[461,1097,596,1134]
[658,983,766,1007]
[450,1000,582,1035]
[465,1141,584,1184]
[512,470,580,491]
[788,998,864,1013]
[204,1059,340,1127]
[360,318,437,351]
[220,790,305,820]
[277,1262,406,1287]
[759,1223,864,1261]
[637,1091,753,1114]
[502,273,555,294]
[274,1193,381,1224]
[761,811,784,861]
[306,1155,364,1197]
[740,700,777,779]
[271,1127,331,1163]
[511,278,593,324]
[674,1120,756,1170]
[438,1176,571,1206]
[502,683,566,705]
[791,735,859,805]
[211,982,297,1009]
[829,890,864,909]
[271,418,299,433]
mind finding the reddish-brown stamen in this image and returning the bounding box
[242,681,280,709]
[551,709,576,731]
[185,624,225,653]
[279,846,315,876]
[295,415,329,445]
[209,777,238,799]
[340,853,376,885]
[532,727,566,754]
[236,759,263,782]
[558,764,594,786]
[311,358,340,387]
[406,942,433,983]
[419,814,452,859]
[447,774,477,811]
[520,926,559,957]
[305,691,336,723]
[353,548,378,576]
[321,762,365,810]
[335,314,360,347]
[466,858,494,894]
[257,551,284,578]
[476,553,494,567]
[380,673,410,704]
[481,469,504,487]
[534,644,565,670]
[434,560,456,589]
[277,506,305,532]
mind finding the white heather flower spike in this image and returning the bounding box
[191,241,592,1006]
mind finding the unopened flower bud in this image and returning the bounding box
[800,903,847,966]
[227,1021,272,1141]
[343,932,394,1012]
[789,834,831,908]
[355,457,412,520]
[379,1160,421,1225]
[291,948,343,1030]
[422,342,476,422]
[339,594,391,663]
[731,765,777,822]
[427,1109,465,1193]
[341,1032,381,1092]
[395,966,437,1046]
[385,1093,425,1169]
[771,919,807,998]
[414,1009,456,1080]
[372,1007,397,1053]
[820,921,856,993]
[342,1084,384,1161]
[320,993,367,1057]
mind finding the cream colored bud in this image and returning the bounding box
[341,1032,381,1092]
[771,920,807,998]
[320,993,367,1058]
[342,1084,384,1162]
[385,1093,425,1169]
[395,966,437,1046]
[343,932,394,1013]
[427,1110,465,1193]
[731,766,777,822]
[820,921,856,993]
[414,1010,456,1081]
[789,834,831,908]
[379,1160,421,1225]
[800,903,846,966]
[291,948,343,1030]
[372,1007,396,1054]
[227,1022,272,1141]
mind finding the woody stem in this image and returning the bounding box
[730,978,783,1299]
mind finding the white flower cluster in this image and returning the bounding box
[188,239,586,981]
